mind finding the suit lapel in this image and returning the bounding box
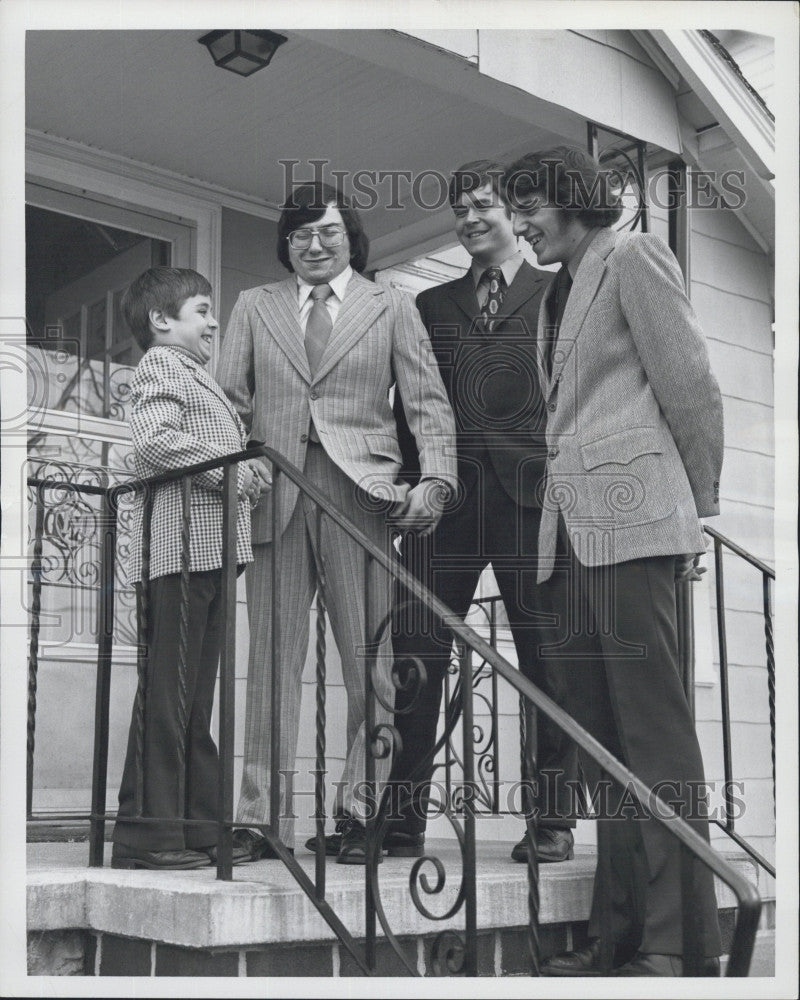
[254,278,311,382]
[445,274,480,331]
[446,262,544,336]
[541,229,616,398]
[187,360,239,430]
[311,272,387,384]
[499,260,545,321]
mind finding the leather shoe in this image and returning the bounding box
[305,826,424,858]
[542,938,605,977]
[384,829,425,858]
[232,828,294,861]
[614,952,721,977]
[205,842,252,866]
[511,827,574,863]
[336,817,383,866]
[110,844,210,870]
[304,831,343,856]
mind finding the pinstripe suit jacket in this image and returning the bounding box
[217,271,457,542]
[127,346,253,583]
[536,228,724,582]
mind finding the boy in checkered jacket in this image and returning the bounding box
[111,267,267,870]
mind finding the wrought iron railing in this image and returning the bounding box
[27,448,762,976]
[703,524,776,879]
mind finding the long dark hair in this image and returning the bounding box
[504,146,623,228]
[277,182,369,273]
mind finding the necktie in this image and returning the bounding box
[305,283,333,377]
[480,266,506,333]
[545,265,572,377]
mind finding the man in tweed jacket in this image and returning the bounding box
[216,183,457,863]
[506,148,724,977]
[112,268,260,871]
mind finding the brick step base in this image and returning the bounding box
[27,839,769,977]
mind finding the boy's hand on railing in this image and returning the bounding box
[675,552,707,582]
[392,481,446,537]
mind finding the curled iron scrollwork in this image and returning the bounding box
[391,654,428,716]
[27,459,138,642]
[430,930,468,976]
[361,568,507,974]
[599,143,648,233]
[370,722,401,761]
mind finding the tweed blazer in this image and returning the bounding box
[397,260,551,506]
[217,271,457,543]
[127,346,253,583]
[536,229,724,582]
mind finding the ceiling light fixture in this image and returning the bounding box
[198,30,288,77]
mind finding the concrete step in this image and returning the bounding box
[27,839,765,976]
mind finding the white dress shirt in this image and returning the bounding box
[296,265,353,329]
[470,251,525,307]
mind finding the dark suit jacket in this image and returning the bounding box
[396,260,552,508]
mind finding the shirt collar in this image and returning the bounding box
[566,227,602,280]
[155,343,207,367]
[297,265,353,306]
[470,250,524,289]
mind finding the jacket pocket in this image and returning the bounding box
[577,426,676,525]
[366,432,402,463]
[580,426,663,470]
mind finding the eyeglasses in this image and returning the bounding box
[287,225,347,250]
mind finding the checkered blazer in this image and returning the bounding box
[126,346,253,583]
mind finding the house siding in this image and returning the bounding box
[687,201,775,885]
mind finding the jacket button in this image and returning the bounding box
[548,402,556,412]
[310,391,319,400]
[548,446,559,459]
[300,433,309,443]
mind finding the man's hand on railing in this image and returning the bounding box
[675,552,707,582]
[243,459,272,507]
[241,462,258,505]
[392,481,447,536]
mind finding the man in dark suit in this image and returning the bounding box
[505,146,723,976]
[388,160,579,861]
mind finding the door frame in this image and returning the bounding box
[26,130,223,363]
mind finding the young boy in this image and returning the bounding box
[111,267,263,870]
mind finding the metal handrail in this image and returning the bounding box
[26,449,762,976]
[703,524,776,879]
[704,525,775,579]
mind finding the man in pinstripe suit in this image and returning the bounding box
[217,183,457,863]
[506,147,723,976]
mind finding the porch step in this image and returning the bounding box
[27,840,764,976]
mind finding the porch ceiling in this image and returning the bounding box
[25,29,574,264]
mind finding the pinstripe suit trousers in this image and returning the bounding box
[236,441,395,845]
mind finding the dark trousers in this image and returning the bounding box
[536,519,722,957]
[113,570,224,851]
[390,462,578,834]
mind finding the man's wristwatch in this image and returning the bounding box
[422,477,455,506]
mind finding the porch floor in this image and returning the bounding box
[29,838,605,950]
[28,839,769,970]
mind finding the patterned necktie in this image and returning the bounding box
[480,266,506,333]
[305,283,333,377]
